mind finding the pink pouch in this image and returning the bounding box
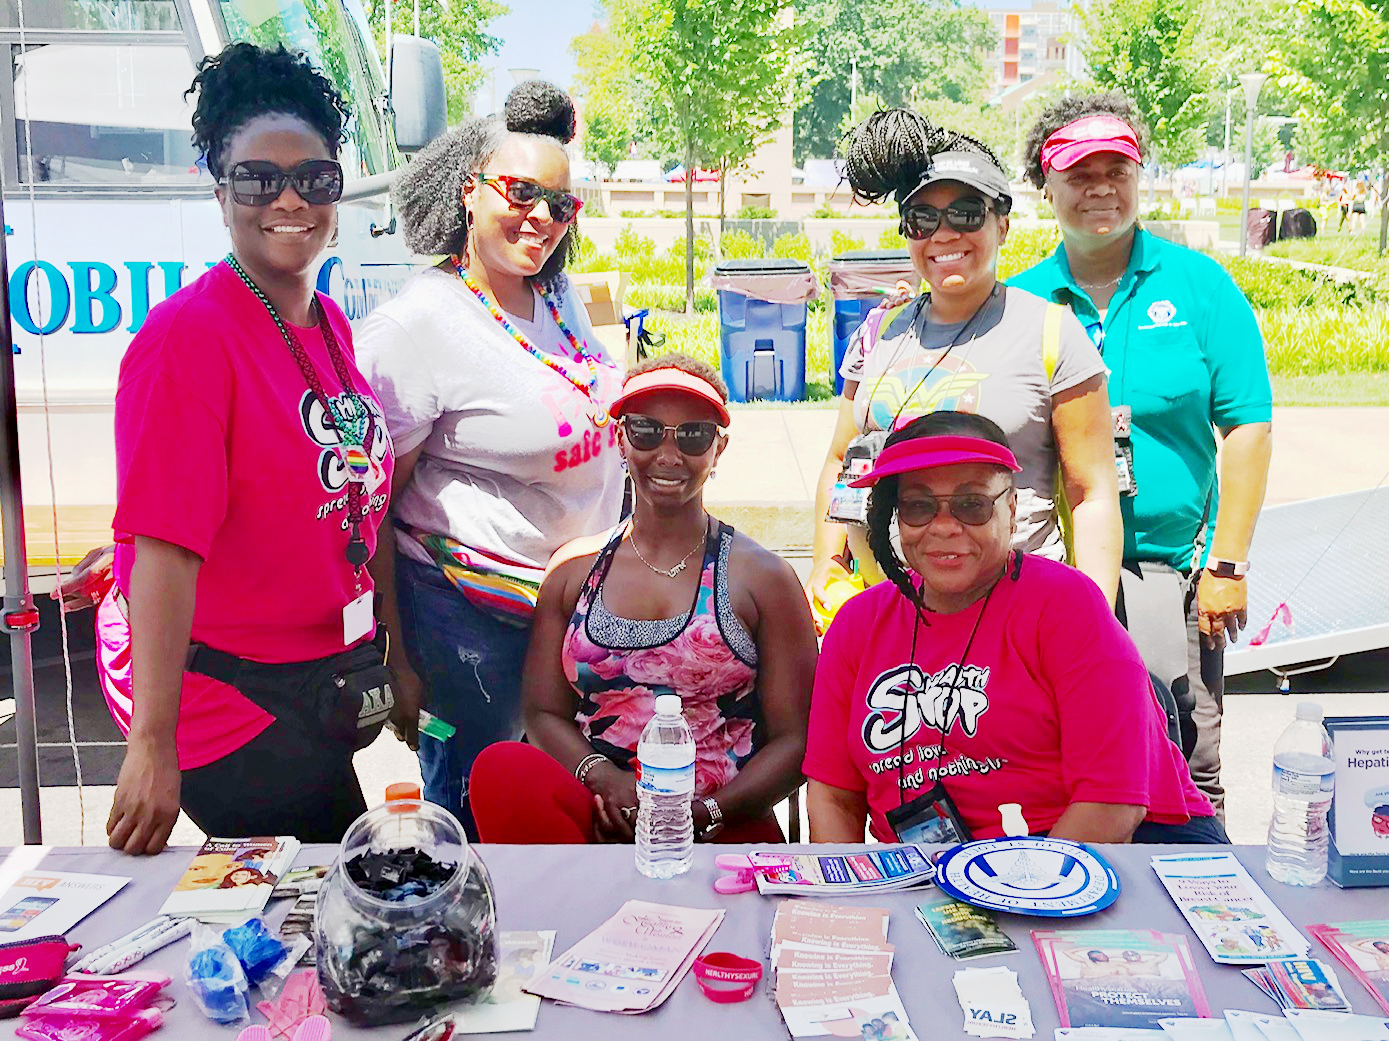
[0,936,82,1018]
[20,971,170,1019]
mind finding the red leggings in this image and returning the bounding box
[469,741,784,844]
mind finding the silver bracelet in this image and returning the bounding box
[575,753,607,787]
[699,796,724,838]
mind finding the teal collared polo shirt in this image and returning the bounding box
[1009,228,1272,571]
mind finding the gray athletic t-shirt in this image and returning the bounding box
[840,285,1105,556]
[356,267,625,579]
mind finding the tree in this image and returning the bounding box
[365,0,507,126]
[1079,0,1212,167]
[793,0,996,164]
[609,0,802,311]
[571,22,644,179]
[1271,0,1389,251]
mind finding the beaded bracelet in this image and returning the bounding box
[574,753,607,787]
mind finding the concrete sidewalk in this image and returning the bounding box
[705,405,1389,549]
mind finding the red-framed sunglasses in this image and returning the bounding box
[477,174,584,224]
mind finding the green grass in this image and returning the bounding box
[1272,371,1389,406]
[1264,229,1389,278]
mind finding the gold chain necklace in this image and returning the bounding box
[628,519,708,578]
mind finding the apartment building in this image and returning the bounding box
[983,1,1086,98]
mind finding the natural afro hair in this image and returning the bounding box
[187,43,348,180]
[1022,92,1149,188]
[865,411,1015,618]
[624,351,729,404]
[391,79,577,289]
[843,108,1007,207]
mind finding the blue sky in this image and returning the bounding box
[471,0,1028,112]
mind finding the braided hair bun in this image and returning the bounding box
[188,42,348,180]
[504,80,577,144]
[844,107,1008,206]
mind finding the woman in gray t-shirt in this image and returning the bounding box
[356,82,624,840]
[809,109,1121,625]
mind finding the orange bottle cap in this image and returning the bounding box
[385,782,422,802]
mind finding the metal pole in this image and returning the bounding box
[0,190,44,844]
[1221,87,1232,199]
[1240,98,1256,257]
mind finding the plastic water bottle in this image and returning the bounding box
[1266,702,1336,886]
[635,694,695,879]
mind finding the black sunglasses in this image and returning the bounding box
[622,415,724,455]
[479,174,584,224]
[896,487,1010,527]
[221,159,344,206]
[898,196,991,240]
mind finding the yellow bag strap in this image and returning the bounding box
[1042,302,1064,381]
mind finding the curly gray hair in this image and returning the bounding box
[391,80,578,288]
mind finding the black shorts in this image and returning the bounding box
[179,657,369,843]
[1353,202,1367,214]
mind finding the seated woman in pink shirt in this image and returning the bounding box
[804,411,1222,845]
[100,44,397,854]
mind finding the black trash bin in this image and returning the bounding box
[1279,208,1317,240]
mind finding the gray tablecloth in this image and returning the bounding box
[1,844,1385,1039]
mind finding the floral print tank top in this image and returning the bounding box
[563,519,761,798]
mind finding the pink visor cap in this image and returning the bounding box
[608,368,731,426]
[1041,115,1142,175]
[850,435,1021,488]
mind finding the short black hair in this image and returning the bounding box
[865,411,1014,615]
[1021,92,1149,189]
[843,108,1009,211]
[392,79,578,289]
[626,351,729,402]
[188,42,348,181]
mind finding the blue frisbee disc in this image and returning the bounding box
[933,836,1120,917]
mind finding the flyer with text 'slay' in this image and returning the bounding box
[1324,716,1389,888]
[1309,921,1389,1015]
[1149,853,1309,965]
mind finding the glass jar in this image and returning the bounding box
[315,798,498,1026]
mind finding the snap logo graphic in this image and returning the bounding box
[861,661,992,754]
[1139,298,1187,330]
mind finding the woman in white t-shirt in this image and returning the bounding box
[357,81,624,840]
[809,109,1121,627]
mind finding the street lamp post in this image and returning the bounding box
[1238,71,1267,258]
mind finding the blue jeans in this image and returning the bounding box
[395,553,532,841]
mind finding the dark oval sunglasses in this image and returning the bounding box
[898,196,991,241]
[220,159,344,207]
[896,487,1010,527]
[479,173,584,224]
[622,414,724,455]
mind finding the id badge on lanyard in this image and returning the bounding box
[885,781,972,846]
[1112,404,1137,497]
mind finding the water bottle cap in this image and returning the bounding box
[654,693,682,716]
[1295,702,1323,721]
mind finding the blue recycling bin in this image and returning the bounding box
[828,250,917,395]
[713,259,815,403]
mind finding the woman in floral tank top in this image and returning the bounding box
[470,355,819,843]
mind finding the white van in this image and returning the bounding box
[1,0,442,586]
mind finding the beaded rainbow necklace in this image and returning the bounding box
[450,255,610,427]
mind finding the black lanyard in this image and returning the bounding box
[226,255,375,571]
[896,565,1002,807]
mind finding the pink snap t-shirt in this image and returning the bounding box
[102,261,393,770]
[803,554,1212,842]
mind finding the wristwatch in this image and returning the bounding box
[1205,558,1250,578]
[698,796,724,841]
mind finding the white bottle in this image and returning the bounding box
[1266,702,1336,886]
[999,803,1030,837]
[635,694,696,879]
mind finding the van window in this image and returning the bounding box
[1,0,180,31]
[219,0,392,177]
[12,43,207,185]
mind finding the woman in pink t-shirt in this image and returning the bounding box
[804,412,1222,845]
[101,44,396,854]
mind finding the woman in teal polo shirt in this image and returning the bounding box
[1010,93,1273,817]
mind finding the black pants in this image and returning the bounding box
[179,659,368,844]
